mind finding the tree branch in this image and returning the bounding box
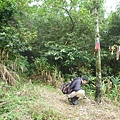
[55,6,75,32]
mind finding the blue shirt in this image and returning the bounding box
[69,77,82,93]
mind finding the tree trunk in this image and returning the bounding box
[94,0,102,103]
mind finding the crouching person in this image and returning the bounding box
[67,76,89,105]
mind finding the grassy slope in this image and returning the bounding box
[0,81,120,120]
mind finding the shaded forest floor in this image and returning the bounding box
[0,81,120,120]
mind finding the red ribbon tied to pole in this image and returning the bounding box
[94,42,100,52]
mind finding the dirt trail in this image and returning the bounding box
[40,86,120,120]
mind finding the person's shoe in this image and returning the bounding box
[71,100,78,105]
[68,98,73,105]
[72,96,79,105]
[73,96,79,100]
[68,98,72,102]
[68,97,78,105]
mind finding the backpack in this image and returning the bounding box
[61,81,71,94]
[61,77,81,94]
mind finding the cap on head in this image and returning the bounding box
[82,76,88,81]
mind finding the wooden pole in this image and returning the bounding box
[94,0,102,103]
